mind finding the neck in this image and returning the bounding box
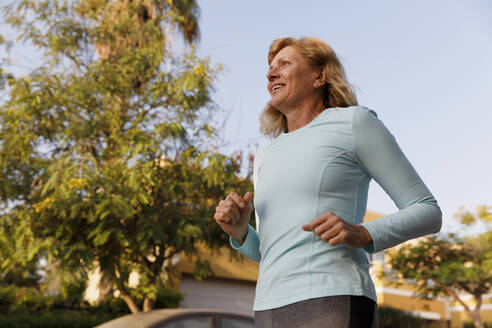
[283,96,325,133]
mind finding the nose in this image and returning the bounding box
[267,65,279,82]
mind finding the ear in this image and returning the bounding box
[313,68,327,89]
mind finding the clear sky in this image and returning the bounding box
[196,1,492,232]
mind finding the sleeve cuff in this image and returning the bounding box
[230,224,254,250]
[230,227,249,249]
[229,224,261,262]
[361,221,380,253]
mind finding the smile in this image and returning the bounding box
[272,84,284,91]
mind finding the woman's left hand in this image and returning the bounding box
[302,211,373,249]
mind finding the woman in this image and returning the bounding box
[214,37,442,328]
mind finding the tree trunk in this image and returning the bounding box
[143,297,154,312]
[120,291,140,314]
[470,309,483,328]
[444,287,484,328]
[469,296,484,328]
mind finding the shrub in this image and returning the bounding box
[91,294,131,315]
[463,322,492,328]
[154,285,183,309]
[90,284,183,314]
[0,285,77,312]
[378,306,427,328]
[0,309,117,328]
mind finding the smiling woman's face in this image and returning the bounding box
[267,46,320,112]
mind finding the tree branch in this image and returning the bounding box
[119,289,140,314]
[442,285,473,315]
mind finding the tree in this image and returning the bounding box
[0,214,42,287]
[387,205,492,328]
[0,0,254,313]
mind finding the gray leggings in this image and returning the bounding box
[254,295,378,328]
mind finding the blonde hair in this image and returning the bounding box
[259,37,358,137]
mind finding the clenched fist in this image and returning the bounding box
[214,191,253,245]
[302,211,373,249]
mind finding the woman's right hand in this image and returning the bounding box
[214,191,253,245]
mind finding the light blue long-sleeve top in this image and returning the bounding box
[230,105,442,311]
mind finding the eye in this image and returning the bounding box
[279,59,289,67]
[268,59,290,72]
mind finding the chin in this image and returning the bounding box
[269,98,284,112]
[268,102,281,113]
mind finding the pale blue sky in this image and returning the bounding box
[196,1,492,232]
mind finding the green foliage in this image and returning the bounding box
[192,259,213,281]
[58,273,88,308]
[0,209,45,287]
[378,306,427,328]
[0,309,117,328]
[463,322,492,328]
[92,284,181,314]
[0,0,254,313]
[454,205,492,228]
[387,206,492,327]
[0,281,180,317]
[154,285,183,309]
[388,217,491,299]
[0,285,79,312]
[92,294,131,315]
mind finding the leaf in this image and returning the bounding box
[93,230,111,247]
[137,192,149,205]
